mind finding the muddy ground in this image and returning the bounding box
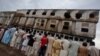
[0,43,25,56]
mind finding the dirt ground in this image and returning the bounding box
[0,43,25,56]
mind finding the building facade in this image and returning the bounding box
[0,9,99,45]
[0,11,15,27]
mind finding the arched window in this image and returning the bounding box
[50,10,56,16]
[32,10,37,15]
[26,10,31,14]
[76,13,82,19]
[89,13,95,18]
[42,11,47,15]
[63,22,69,30]
[64,12,71,18]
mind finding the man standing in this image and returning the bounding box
[39,33,48,56]
[78,42,88,56]
[88,42,99,56]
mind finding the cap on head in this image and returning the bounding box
[82,42,87,47]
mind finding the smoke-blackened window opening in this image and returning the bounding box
[40,20,45,26]
[76,13,82,19]
[64,12,71,18]
[50,24,56,28]
[50,10,56,16]
[26,10,31,14]
[40,23,44,26]
[81,28,89,32]
[63,22,69,30]
[89,13,95,18]
[42,11,47,15]
[32,10,37,15]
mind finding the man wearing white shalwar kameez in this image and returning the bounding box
[88,42,99,56]
[31,33,42,56]
[14,29,26,49]
[60,39,70,56]
[10,31,18,47]
[45,35,55,56]
[21,33,30,52]
[68,41,80,56]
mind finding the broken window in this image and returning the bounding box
[26,10,31,14]
[50,24,55,28]
[63,22,69,30]
[76,13,82,19]
[89,13,95,18]
[42,11,47,15]
[32,10,37,15]
[50,10,56,16]
[81,28,89,32]
[40,20,45,26]
[64,12,71,18]
[40,23,44,26]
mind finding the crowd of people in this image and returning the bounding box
[0,25,99,56]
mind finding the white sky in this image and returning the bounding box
[0,0,100,49]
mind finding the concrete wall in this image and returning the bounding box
[25,18,35,27]
[0,12,15,26]
[11,9,99,39]
[74,22,96,38]
[16,9,99,23]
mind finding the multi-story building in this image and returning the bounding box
[0,9,99,45]
[0,11,15,27]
